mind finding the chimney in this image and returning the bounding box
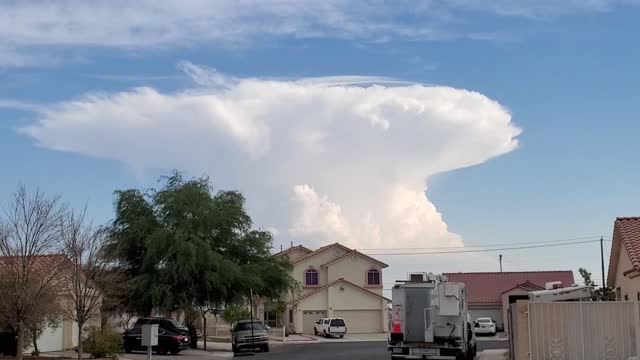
[290,241,293,248]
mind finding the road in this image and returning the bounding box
[239,340,509,359]
[122,340,509,360]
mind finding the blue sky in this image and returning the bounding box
[2,1,639,286]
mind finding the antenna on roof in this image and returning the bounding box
[280,244,283,252]
[499,254,503,273]
[290,241,293,249]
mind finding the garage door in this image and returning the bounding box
[333,310,382,334]
[302,311,326,334]
[36,322,64,352]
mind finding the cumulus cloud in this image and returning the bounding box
[22,62,520,260]
[1,0,638,66]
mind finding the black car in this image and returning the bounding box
[133,318,189,337]
[122,327,190,355]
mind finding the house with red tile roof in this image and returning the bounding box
[445,270,574,333]
[607,217,640,301]
[0,254,102,353]
[269,243,390,334]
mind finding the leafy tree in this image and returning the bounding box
[579,268,616,301]
[104,171,294,321]
[222,305,251,325]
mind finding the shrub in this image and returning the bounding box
[82,327,123,358]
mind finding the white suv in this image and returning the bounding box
[313,318,347,338]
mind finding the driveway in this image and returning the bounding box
[124,348,228,360]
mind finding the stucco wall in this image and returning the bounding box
[501,287,529,332]
[298,289,329,310]
[511,300,530,360]
[614,248,640,301]
[329,283,382,311]
[327,255,383,293]
[293,247,349,288]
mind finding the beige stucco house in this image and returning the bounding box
[607,217,640,301]
[272,243,390,334]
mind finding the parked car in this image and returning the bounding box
[231,320,270,353]
[314,318,347,338]
[122,327,190,355]
[474,317,497,336]
[133,318,189,337]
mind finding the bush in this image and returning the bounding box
[82,327,123,358]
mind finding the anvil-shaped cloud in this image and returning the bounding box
[22,63,521,252]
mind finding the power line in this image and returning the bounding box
[361,239,602,256]
[357,235,609,251]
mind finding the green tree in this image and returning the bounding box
[104,171,294,320]
[579,268,616,301]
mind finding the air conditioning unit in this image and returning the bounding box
[545,281,563,290]
[408,272,426,282]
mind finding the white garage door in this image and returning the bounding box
[36,323,64,352]
[302,311,327,334]
[333,310,382,334]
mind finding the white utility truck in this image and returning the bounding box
[388,273,476,360]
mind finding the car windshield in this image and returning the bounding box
[168,320,185,328]
[235,322,265,331]
[477,319,492,323]
[330,319,345,326]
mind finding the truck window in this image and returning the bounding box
[330,319,345,326]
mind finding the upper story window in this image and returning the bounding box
[367,269,381,286]
[305,269,319,286]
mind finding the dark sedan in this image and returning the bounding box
[123,327,190,355]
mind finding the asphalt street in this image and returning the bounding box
[121,339,509,360]
[237,340,509,359]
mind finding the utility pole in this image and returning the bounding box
[499,254,503,272]
[249,288,255,350]
[600,237,606,293]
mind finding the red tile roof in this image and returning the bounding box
[607,217,640,287]
[272,245,312,258]
[444,271,575,305]
[0,254,67,274]
[321,249,388,268]
[291,243,353,264]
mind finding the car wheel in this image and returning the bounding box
[339,335,344,338]
[124,346,132,354]
[170,349,180,355]
[262,345,270,352]
[314,328,318,336]
[232,344,238,353]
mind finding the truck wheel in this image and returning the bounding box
[323,330,328,338]
[262,344,270,352]
[314,328,318,336]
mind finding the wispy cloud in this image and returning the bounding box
[1,0,636,67]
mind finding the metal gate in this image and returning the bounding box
[529,302,640,360]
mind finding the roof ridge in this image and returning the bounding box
[616,217,640,221]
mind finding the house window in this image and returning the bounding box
[625,294,629,301]
[367,269,381,286]
[305,269,319,286]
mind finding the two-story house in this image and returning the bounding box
[607,217,640,301]
[273,243,390,334]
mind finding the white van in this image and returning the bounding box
[313,318,347,338]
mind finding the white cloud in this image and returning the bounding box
[21,63,521,258]
[1,0,637,66]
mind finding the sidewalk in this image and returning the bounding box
[478,349,509,360]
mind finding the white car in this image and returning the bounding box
[314,318,347,338]
[474,317,497,335]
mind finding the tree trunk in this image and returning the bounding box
[32,329,40,356]
[16,320,24,360]
[77,321,84,360]
[203,315,207,350]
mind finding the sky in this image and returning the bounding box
[2,0,640,289]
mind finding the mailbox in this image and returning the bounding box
[142,324,159,347]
